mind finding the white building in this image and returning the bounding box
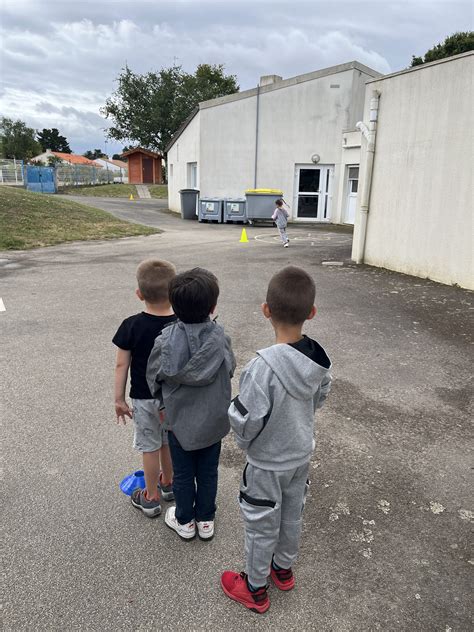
[93,158,128,183]
[30,149,99,167]
[352,52,473,290]
[166,61,381,223]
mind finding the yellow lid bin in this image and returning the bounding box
[245,189,283,195]
[245,188,284,221]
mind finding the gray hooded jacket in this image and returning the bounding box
[228,338,331,471]
[146,319,236,451]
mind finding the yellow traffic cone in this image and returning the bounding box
[129,194,134,201]
[239,228,249,243]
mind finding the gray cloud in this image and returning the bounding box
[1,0,471,154]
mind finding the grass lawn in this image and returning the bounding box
[59,183,138,198]
[148,185,168,199]
[0,187,159,250]
[60,183,169,199]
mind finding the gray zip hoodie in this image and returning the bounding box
[228,338,331,471]
[146,319,235,451]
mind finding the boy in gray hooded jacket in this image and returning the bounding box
[147,268,235,542]
[221,266,331,614]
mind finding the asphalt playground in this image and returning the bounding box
[1,197,472,631]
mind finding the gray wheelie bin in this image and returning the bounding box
[179,189,199,219]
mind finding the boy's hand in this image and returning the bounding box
[115,400,133,424]
[159,409,166,424]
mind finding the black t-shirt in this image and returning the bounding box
[112,312,176,399]
[288,335,331,368]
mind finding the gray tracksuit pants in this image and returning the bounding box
[278,226,289,244]
[239,461,310,587]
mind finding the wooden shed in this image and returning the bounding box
[121,148,163,184]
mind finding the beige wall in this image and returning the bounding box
[353,53,473,289]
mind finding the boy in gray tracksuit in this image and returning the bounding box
[221,265,331,614]
[147,268,235,541]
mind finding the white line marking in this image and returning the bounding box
[0,298,5,312]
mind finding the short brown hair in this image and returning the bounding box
[266,266,315,325]
[136,259,176,303]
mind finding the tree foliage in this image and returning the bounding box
[411,31,474,66]
[47,155,64,167]
[0,117,42,160]
[102,64,239,154]
[37,128,71,153]
[83,149,105,160]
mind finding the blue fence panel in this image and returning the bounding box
[26,166,57,193]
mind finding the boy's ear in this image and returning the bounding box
[210,304,217,315]
[307,305,317,320]
[262,302,272,319]
[136,288,144,302]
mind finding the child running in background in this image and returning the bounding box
[147,268,235,541]
[221,266,332,613]
[272,199,290,247]
[113,259,177,518]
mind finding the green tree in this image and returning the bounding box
[47,155,64,167]
[411,31,474,66]
[112,153,123,160]
[83,149,105,160]
[37,128,71,153]
[0,117,42,160]
[102,64,239,154]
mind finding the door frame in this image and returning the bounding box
[293,164,334,222]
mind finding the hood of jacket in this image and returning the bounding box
[257,339,331,400]
[160,319,229,386]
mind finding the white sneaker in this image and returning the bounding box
[283,243,289,248]
[165,506,196,540]
[197,520,215,540]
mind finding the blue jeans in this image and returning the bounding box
[168,432,221,524]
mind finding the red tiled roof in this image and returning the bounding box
[52,152,100,166]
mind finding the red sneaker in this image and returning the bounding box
[221,571,270,614]
[270,565,295,591]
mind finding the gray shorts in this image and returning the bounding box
[132,399,169,453]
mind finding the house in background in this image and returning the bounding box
[31,149,100,167]
[122,148,163,184]
[166,61,381,224]
[352,51,473,289]
[93,157,128,183]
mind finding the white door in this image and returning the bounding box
[344,166,359,224]
[294,165,333,221]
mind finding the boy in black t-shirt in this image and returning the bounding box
[113,259,177,517]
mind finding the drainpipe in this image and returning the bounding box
[254,84,260,188]
[354,89,380,264]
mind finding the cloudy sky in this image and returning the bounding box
[1,0,471,155]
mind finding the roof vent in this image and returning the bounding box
[259,75,282,87]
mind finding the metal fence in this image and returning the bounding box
[0,159,24,185]
[0,159,128,190]
[56,164,115,187]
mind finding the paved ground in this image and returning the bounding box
[1,198,472,631]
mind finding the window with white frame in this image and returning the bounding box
[187,162,198,189]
